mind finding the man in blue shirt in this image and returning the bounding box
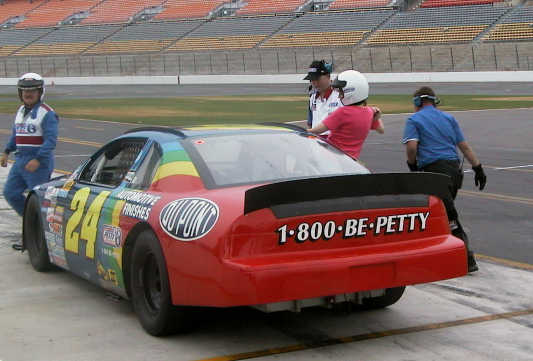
[1,73,58,251]
[402,87,486,273]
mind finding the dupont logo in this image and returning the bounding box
[102,225,122,248]
[159,198,219,241]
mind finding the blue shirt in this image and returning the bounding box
[402,106,465,168]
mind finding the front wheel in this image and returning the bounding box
[129,230,187,336]
[23,194,52,272]
[360,286,406,309]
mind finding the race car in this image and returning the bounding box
[22,124,467,336]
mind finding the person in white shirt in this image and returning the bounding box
[304,60,343,134]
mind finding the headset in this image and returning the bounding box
[413,94,440,107]
[322,60,333,74]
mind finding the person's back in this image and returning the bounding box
[323,105,379,159]
[406,106,464,168]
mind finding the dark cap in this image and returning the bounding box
[304,60,332,80]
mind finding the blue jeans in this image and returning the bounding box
[4,154,53,216]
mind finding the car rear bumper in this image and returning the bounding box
[170,235,467,307]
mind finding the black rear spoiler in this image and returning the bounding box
[244,173,452,215]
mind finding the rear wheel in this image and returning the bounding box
[130,230,187,336]
[360,286,406,309]
[24,194,52,272]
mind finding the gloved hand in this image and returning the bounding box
[472,164,486,191]
[407,161,418,172]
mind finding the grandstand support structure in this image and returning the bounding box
[474,5,517,42]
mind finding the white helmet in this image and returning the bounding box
[331,70,369,106]
[17,72,45,102]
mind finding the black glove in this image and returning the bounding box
[472,164,486,191]
[407,161,418,172]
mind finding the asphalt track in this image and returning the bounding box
[0,84,532,361]
[0,82,532,99]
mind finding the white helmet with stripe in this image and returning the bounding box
[331,70,369,106]
[17,72,45,102]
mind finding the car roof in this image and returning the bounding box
[121,123,306,141]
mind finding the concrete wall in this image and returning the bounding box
[1,42,532,78]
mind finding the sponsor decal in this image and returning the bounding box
[97,262,118,286]
[124,170,135,183]
[116,190,161,221]
[160,198,219,241]
[102,225,122,248]
[44,186,59,201]
[275,212,430,245]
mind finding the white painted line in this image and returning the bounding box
[55,154,91,158]
[491,164,533,170]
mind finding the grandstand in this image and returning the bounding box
[261,9,395,48]
[366,4,509,45]
[0,0,531,73]
[484,6,533,41]
[167,15,292,51]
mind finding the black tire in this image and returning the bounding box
[23,194,52,272]
[360,286,406,309]
[130,230,187,336]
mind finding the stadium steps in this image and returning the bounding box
[80,23,128,55]
[358,9,397,46]
[9,27,57,56]
[159,20,208,53]
[253,14,299,48]
[473,5,516,42]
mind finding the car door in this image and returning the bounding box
[61,137,148,289]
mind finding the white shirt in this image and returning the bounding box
[309,88,343,134]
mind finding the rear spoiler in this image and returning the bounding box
[244,173,452,215]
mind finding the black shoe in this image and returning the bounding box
[468,255,479,273]
[11,239,24,252]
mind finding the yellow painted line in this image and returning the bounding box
[196,309,533,361]
[0,128,102,148]
[475,254,533,271]
[459,189,533,206]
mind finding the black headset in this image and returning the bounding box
[413,94,440,107]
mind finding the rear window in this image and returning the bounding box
[188,132,370,187]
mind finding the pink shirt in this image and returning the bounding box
[323,105,379,159]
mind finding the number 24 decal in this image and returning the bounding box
[65,187,110,259]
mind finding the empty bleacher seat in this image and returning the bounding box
[236,0,306,15]
[329,0,392,9]
[167,16,292,51]
[0,27,51,56]
[366,4,507,44]
[13,24,119,56]
[261,9,394,48]
[155,0,226,20]
[81,0,163,24]
[421,0,504,8]
[0,0,44,25]
[15,0,100,28]
[86,21,201,54]
[484,7,533,41]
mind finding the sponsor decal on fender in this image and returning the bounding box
[116,190,161,221]
[102,225,122,248]
[160,198,219,241]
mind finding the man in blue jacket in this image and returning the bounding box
[1,73,58,250]
[402,87,486,273]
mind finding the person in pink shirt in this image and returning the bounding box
[308,70,384,159]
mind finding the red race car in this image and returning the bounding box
[23,124,467,335]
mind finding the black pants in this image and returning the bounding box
[421,159,473,254]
